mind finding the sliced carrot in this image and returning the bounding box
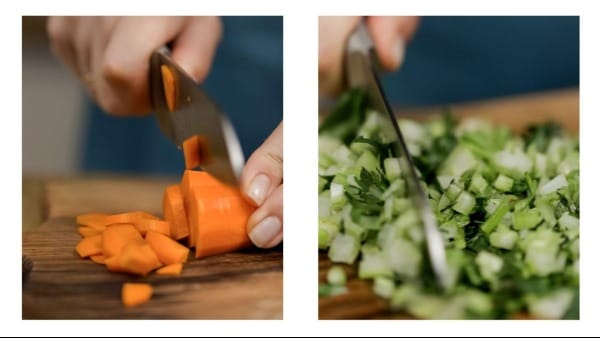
[122,283,153,308]
[161,64,177,113]
[156,263,183,276]
[146,231,189,265]
[105,255,124,273]
[76,213,110,228]
[163,184,190,240]
[78,225,105,237]
[182,135,211,169]
[188,185,255,258]
[90,254,107,265]
[180,170,223,247]
[104,211,160,225]
[134,219,171,237]
[117,242,162,276]
[75,234,103,258]
[102,223,144,257]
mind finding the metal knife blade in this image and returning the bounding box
[150,46,244,185]
[345,22,449,290]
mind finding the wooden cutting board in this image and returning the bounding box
[22,176,283,319]
[319,88,579,319]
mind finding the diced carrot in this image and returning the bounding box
[182,135,211,169]
[102,223,144,257]
[76,213,110,228]
[156,263,183,276]
[76,211,159,229]
[188,184,255,258]
[78,225,105,237]
[122,283,153,308]
[163,184,189,240]
[105,255,124,273]
[117,242,162,276]
[104,211,160,225]
[161,64,177,113]
[180,170,223,248]
[145,231,189,265]
[90,254,107,265]
[134,219,171,237]
[75,234,103,258]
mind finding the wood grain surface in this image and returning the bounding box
[22,176,283,319]
[318,88,579,319]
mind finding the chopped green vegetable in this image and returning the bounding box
[327,265,347,286]
[318,90,579,319]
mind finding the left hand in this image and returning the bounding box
[240,122,283,248]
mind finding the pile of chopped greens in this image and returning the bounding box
[318,89,579,319]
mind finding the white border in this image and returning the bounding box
[5,0,599,336]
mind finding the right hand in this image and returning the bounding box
[319,16,420,96]
[47,16,222,116]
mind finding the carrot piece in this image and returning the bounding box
[161,64,177,113]
[182,135,211,169]
[102,223,144,257]
[118,242,162,276]
[76,213,110,228]
[122,283,153,308]
[188,185,255,258]
[106,243,162,276]
[180,170,223,247]
[104,211,160,225]
[145,231,189,265]
[105,255,124,273]
[78,225,105,237]
[134,219,171,237]
[75,234,103,258]
[163,184,189,240]
[156,263,183,276]
[90,254,107,265]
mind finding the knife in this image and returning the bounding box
[345,21,450,290]
[149,46,245,185]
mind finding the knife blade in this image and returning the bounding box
[149,46,244,185]
[345,21,449,290]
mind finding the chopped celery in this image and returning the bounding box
[328,233,359,264]
[319,94,579,319]
[452,191,476,215]
[373,277,395,299]
[327,266,347,286]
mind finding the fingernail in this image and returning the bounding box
[249,216,282,248]
[392,37,406,69]
[247,174,271,205]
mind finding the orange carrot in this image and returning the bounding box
[75,234,103,258]
[102,223,144,257]
[104,211,160,225]
[78,225,105,237]
[182,135,211,169]
[180,170,223,247]
[188,184,255,258]
[105,255,124,273]
[76,213,110,228]
[155,263,183,276]
[122,283,153,308]
[145,231,189,265]
[76,211,159,229]
[134,219,171,237]
[117,242,162,276]
[90,254,107,265]
[161,64,177,113]
[163,184,189,240]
